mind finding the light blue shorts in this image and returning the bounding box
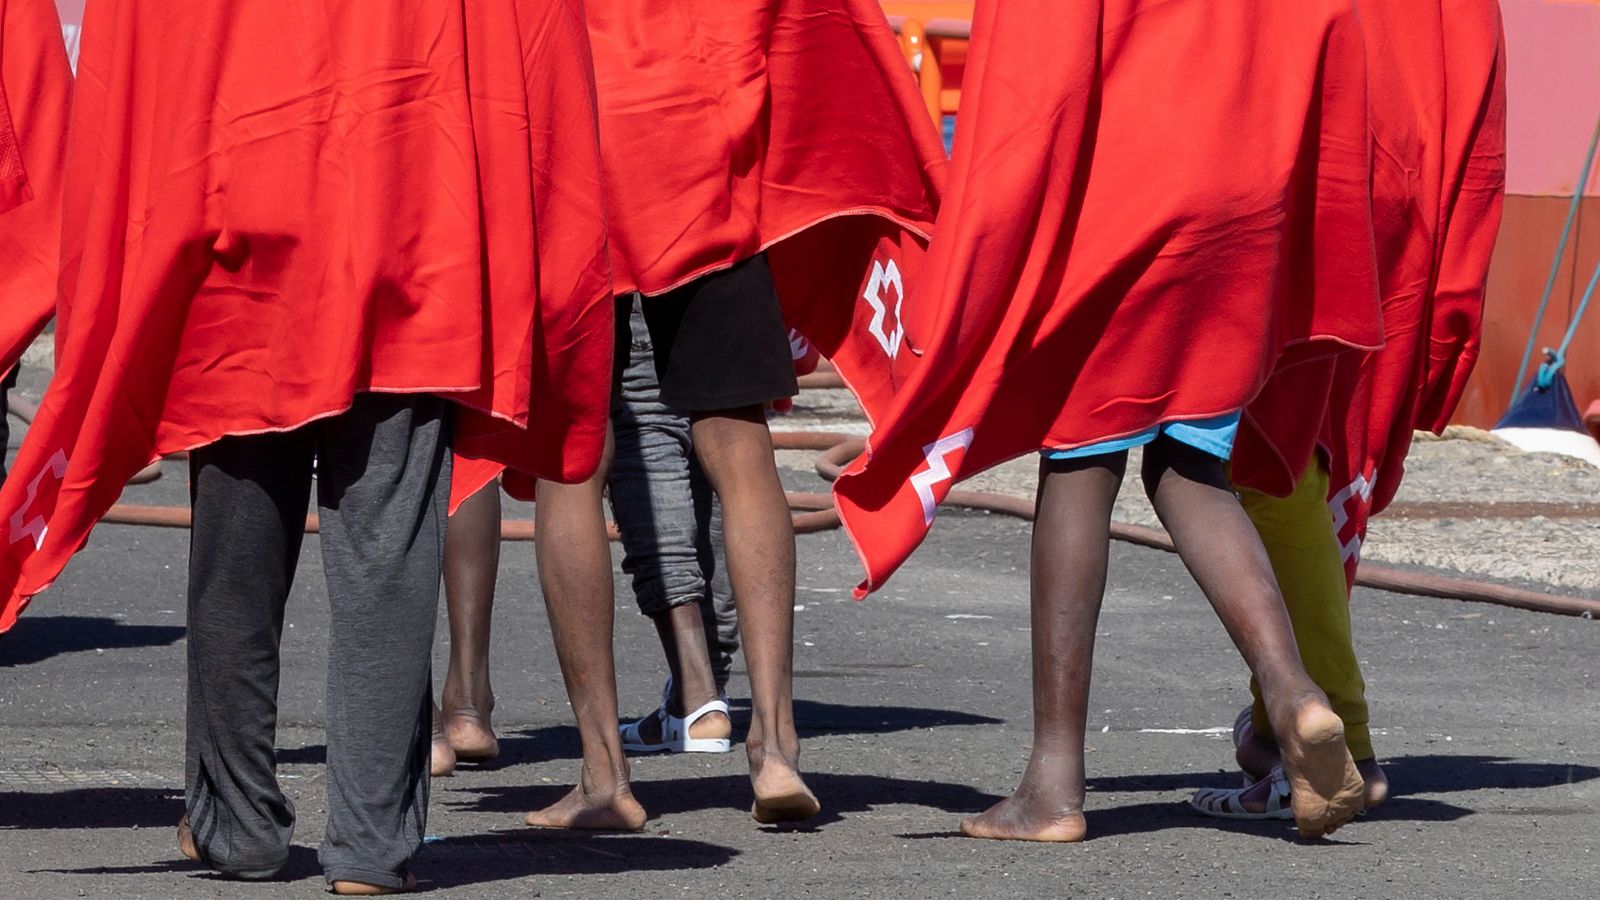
[1041,413,1242,462]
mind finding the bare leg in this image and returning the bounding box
[440,484,502,760]
[961,454,1123,842]
[524,463,646,831]
[632,603,734,745]
[690,407,817,823]
[1141,437,1363,838]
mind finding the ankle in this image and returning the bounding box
[671,683,721,717]
[1262,685,1330,729]
[441,684,495,717]
[580,754,632,793]
[746,732,800,768]
[1013,775,1086,816]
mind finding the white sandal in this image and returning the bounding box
[1189,767,1294,820]
[620,697,733,754]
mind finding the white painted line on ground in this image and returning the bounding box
[1137,727,1233,735]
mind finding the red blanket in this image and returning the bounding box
[0,0,71,371]
[0,0,613,630]
[452,0,948,501]
[1239,0,1507,577]
[832,0,1385,595]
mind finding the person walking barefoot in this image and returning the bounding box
[431,483,504,777]
[832,0,1386,841]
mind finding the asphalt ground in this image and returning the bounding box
[2,377,1598,898]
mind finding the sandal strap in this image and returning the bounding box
[620,704,669,744]
[678,698,731,730]
[1265,767,1293,814]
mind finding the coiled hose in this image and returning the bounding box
[12,383,1600,619]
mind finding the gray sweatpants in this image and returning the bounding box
[608,296,740,689]
[1,364,17,484]
[185,393,449,889]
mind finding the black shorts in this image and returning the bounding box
[636,254,799,412]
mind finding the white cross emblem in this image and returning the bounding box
[1327,471,1374,564]
[788,329,812,362]
[10,449,69,551]
[910,428,974,525]
[863,258,905,358]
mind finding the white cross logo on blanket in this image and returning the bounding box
[788,329,812,362]
[9,450,69,551]
[910,428,974,526]
[1327,471,1374,564]
[863,258,905,359]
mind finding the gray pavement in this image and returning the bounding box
[2,384,1599,897]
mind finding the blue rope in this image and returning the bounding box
[1536,257,1600,389]
[1513,112,1600,398]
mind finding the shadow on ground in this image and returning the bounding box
[450,771,1001,828]
[1084,754,1600,799]
[0,787,182,829]
[32,845,321,882]
[0,616,185,667]
[419,832,737,889]
[896,754,1600,843]
[30,832,735,892]
[277,697,1003,770]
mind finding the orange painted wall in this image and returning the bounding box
[878,1,972,20]
[1457,196,1600,428]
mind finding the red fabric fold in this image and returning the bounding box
[460,0,948,502]
[1234,0,1507,578]
[0,0,71,373]
[0,0,613,630]
[833,0,1385,596]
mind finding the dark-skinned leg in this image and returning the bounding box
[632,602,733,745]
[1140,436,1363,838]
[440,483,502,760]
[690,406,817,823]
[524,440,646,831]
[961,453,1124,842]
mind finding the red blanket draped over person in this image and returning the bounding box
[0,0,71,372]
[1234,0,1508,580]
[450,0,948,501]
[832,0,1386,596]
[0,0,614,631]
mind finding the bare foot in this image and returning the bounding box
[748,742,820,824]
[1357,758,1388,810]
[443,707,499,761]
[128,461,164,485]
[331,872,416,895]
[430,702,456,778]
[1202,756,1388,817]
[430,735,456,778]
[177,817,201,862]
[960,794,1086,843]
[1275,700,1365,838]
[1233,707,1281,782]
[524,779,647,831]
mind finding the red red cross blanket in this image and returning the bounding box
[449,0,948,502]
[0,0,614,630]
[1234,0,1507,582]
[832,0,1385,596]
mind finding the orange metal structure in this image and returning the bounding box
[879,2,1598,432]
[1457,1,1600,428]
[880,2,971,124]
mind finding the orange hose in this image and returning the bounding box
[15,393,1597,618]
